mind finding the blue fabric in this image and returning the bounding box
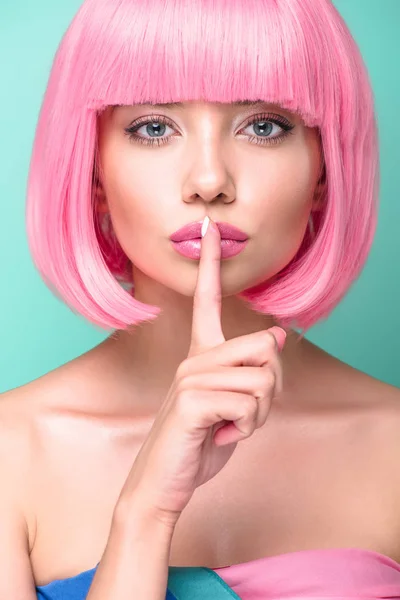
[36,565,97,600]
[35,563,240,599]
[36,564,177,600]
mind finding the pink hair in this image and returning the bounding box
[26,0,379,336]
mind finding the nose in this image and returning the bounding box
[182,139,236,206]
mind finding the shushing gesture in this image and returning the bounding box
[117,216,287,528]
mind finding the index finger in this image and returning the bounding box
[188,216,225,356]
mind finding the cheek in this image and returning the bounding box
[254,140,318,231]
[101,145,173,252]
[242,143,319,274]
[264,168,313,233]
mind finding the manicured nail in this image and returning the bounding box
[201,216,210,237]
[276,328,287,352]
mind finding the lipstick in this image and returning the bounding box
[170,220,248,260]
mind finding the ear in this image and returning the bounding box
[94,180,109,214]
[312,165,326,212]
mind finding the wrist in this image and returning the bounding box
[113,495,180,536]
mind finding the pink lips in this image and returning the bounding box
[170,221,248,242]
[170,220,249,260]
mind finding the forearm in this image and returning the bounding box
[86,503,175,600]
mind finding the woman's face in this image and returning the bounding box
[97,101,324,297]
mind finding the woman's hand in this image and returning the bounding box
[116,217,286,529]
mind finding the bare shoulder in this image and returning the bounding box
[301,338,400,439]
[300,338,399,402]
[343,354,400,410]
[0,386,41,554]
[0,352,102,552]
[348,369,400,496]
[0,384,39,459]
[1,338,115,416]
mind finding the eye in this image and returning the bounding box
[124,114,175,147]
[238,113,296,146]
[124,112,295,147]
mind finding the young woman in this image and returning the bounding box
[1,0,399,598]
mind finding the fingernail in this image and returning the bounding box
[272,327,287,352]
[201,216,210,237]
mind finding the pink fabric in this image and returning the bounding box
[213,547,400,599]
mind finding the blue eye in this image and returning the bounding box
[239,114,295,146]
[124,112,295,147]
[124,115,174,147]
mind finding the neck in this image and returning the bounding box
[99,269,306,412]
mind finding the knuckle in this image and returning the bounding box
[243,395,259,416]
[176,373,198,392]
[262,330,278,352]
[264,367,277,387]
[176,358,191,380]
[256,330,278,364]
[267,370,277,393]
[257,368,276,395]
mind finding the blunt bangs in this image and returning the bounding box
[57,0,323,125]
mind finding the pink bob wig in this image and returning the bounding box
[26,0,379,336]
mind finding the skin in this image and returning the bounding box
[1,101,400,591]
[93,100,325,409]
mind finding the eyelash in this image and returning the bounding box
[124,112,295,147]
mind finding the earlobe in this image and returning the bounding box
[312,187,325,212]
[94,181,109,214]
[312,167,326,212]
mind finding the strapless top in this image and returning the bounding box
[36,547,400,599]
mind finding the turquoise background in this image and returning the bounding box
[0,1,399,392]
